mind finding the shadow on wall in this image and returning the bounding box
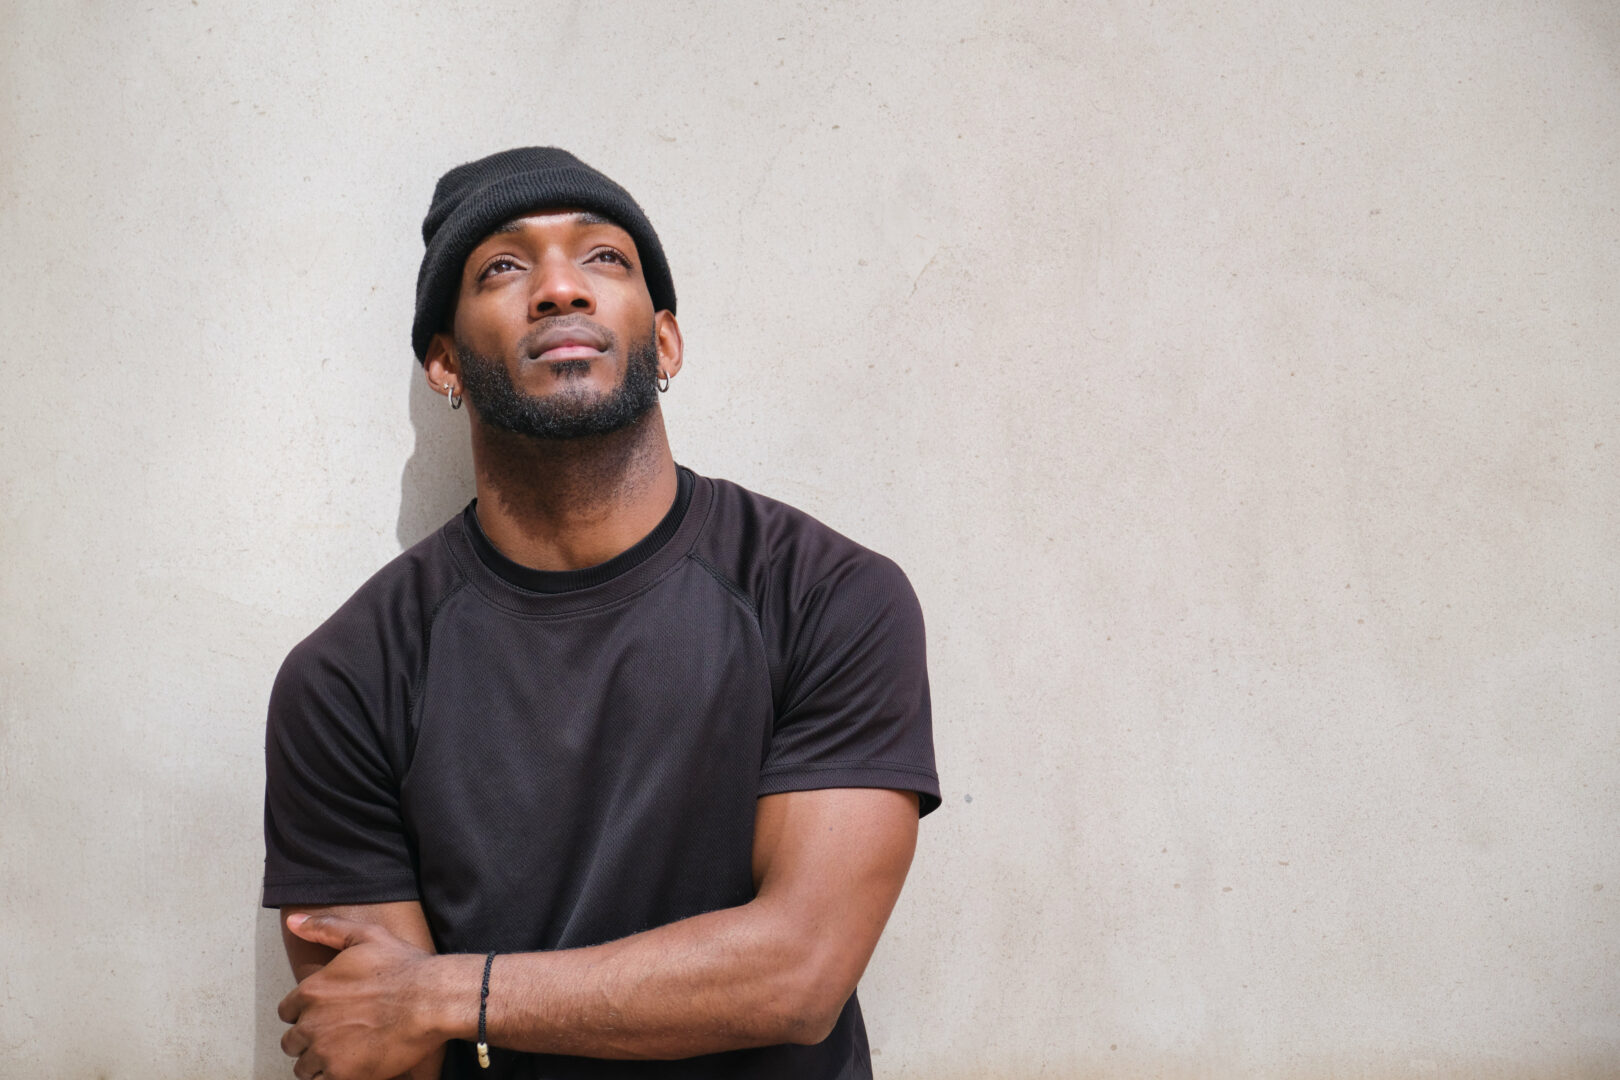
[255,370,472,1078]
[397,363,475,548]
[254,908,292,1079]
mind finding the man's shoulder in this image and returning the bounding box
[693,474,916,616]
[276,513,468,688]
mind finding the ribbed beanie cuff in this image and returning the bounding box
[412,147,675,363]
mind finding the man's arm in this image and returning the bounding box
[279,901,445,1080]
[278,786,919,1079]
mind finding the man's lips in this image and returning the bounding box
[526,323,610,362]
[535,343,603,362]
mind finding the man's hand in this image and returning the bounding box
[278,912,463,1080]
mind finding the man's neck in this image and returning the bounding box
[467,408,679,573]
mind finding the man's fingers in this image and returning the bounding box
[286,910,384,951]
[292,1049,326,1080]
[280,1024,309,1058]
[277,986,304,1025]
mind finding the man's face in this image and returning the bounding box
[430,210,675,439]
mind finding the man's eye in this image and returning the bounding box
[480,257,520,279]
[591,249,630,267]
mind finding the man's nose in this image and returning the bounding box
[530,255,594,316]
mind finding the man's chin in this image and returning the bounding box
[471,389,657,441]
[513,369,616,398]
[458,336,661,440]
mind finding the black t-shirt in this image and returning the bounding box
[262,467,939,1080]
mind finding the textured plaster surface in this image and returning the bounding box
[2,1,1618,1077]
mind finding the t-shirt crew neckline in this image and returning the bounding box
[450,465,707,615]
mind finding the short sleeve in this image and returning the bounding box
[261,640,421,908]
[759,553,941,816]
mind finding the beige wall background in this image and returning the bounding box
[3,1,1617,1077]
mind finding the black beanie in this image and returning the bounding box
[412,147,676,363]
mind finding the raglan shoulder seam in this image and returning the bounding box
[404,533,474,761]
[685,550,760,623]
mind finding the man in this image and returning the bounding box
[263,147,939,1080]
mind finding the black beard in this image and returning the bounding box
[456,325,660,440]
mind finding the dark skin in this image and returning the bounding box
[278,211,921,1080]
[430,209,685,572]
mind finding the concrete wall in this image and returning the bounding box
[3,1,1617,1077]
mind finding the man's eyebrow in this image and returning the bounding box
[489,211,617,235]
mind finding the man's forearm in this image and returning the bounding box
[424,898,854,1060]
[280,790,917,1075]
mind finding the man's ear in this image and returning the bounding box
[655,310,684,380]
[423,332,460,396]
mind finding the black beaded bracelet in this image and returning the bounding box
[477,951,496,1069]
